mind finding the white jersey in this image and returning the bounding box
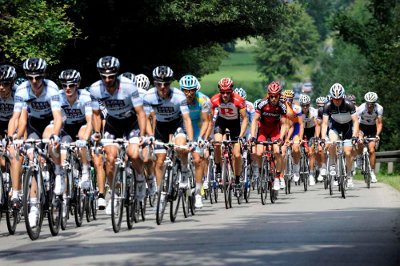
[143,87,189,122]
[59,90,92,125]
[357,102,383,125]
[302,106,318,128]
[89,76,142,119]
[14,79,61,119]
[0,84,17,122]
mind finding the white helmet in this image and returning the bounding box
[329,83,345,99]
[364,92,378,103]
[316,96,328,105]
[135,74,150,90]
[299,94,311,105]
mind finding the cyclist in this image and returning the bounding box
[142,66,194,199]
[315,96,328,181]
[356,92,383,183]
[58,69,92,189]
[89,56,147,214]
[250,81,288,191]
[321,83,359,188]
[346,94,357,107]
[0,64,23,210]
[211,78,248,190]
[9,58,63,227]
[282,90,304,187]
[299,94,318,185]
[122,71,157,196]
[179,74,211,208]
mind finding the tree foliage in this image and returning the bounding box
[255,2,319,82]
[0,0,81,68]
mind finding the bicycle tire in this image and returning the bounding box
[130,199,140,226]
[182,188,189,218]
[301,157,308,192]
[61,197,69,230]
[74,187,85,227]
[222,161,230,209]
[141,196,147,221]
[23,166,45,241]
[48,190,62,236]
[127,173,136,228]
[156,167,170,225]
[111,167,124,233]
[3,164,19,235]
[170,190,182,222]
[260,158,268,205]
[364,154,371,189]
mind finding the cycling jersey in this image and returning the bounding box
[357,103,383,126]
[302,107,317,128]
[317,106,323,120]
[211,92,245,139]
[256,98,287,125]
[187,91,211,139]
[323,99,356,125]
[59,90,92,125]
[89,76,142,119]
[286,103,302,137]
[14,79,61,118]
[245,101,255,123]
[0,84,17,122]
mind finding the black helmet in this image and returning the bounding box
[96,56,120,75]
[59,69,81,84]
[22,58,47,75]
[0,65,17,82]
[152,65,173,82]
[120,72,135,82]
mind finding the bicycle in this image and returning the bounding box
[204,142,218,204]
[257,139,279,205]
[299,140,310,192]
[240,139,252,203]
[100,138,136,233]
[0,142,20,235]
[283,143,293,195]
[16,138,62,240]
[154,141,192,225]
[360,137,377,189]
[324,139,348,199]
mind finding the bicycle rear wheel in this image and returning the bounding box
[127,176,136,228]
[222,161,230,209]
[364,155,371,189]
[340,175,346,199]
[260,161,268,205]
[156,167,170,225]
[74,187,85,227]
[23,167,45,241]
[3,166,19,235]
[48,190,62,236]
[111,167,125,233]
[170,190,182,222]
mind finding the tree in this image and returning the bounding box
[255,2,319,82]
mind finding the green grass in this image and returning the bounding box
[199,39,265,101]
[354,173,400,191]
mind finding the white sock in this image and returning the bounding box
[12,190,19,199]
[82,164,89,174]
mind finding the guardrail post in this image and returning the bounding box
[388,162,393,174]
[375,162,380,173]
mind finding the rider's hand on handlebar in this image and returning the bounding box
[91,132,101,143]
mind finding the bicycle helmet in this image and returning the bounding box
[59,69,81,84]
[22,58,47,75]
[266,81,281,94]
[364,92,378,103]
[135,74,150,90]
[179,75,200,91]
[152,66,173,82]
[0,65,17,82]
[218,77,234,92]
[14,77,27,86]
[316,96,328,105]
[283,90,294,99]
[329,83,345,99]
[299,94,311,105]
[120,72,135,82]
[234,87,247,100]
[96,56,120,75]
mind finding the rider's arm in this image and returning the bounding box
[199,111,210,139]
[280,116,290,140]
[376,116,383,137]
[8,111,21,138]
[239,108,248,138]
[314,117,321,138]
[83,114,93,140]
[321,115,329,139]
[204,113,213,140]
[297,115,304,140]
[251,112,260,138]
[351,113,359,137]
[92,110,102,133]
[134,105,147,137]
[182,112,194,141]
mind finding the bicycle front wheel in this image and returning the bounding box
[23,167,45,241]
[111,167,125,233]
[156,167,170,225]
[222,161,230,209]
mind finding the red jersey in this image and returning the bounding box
[211,92,246,120]
[256,97,287,124]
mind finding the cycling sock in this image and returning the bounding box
[235,175,240,184]
[82,164,89,174]
[12,190,19,199]
[216,163,221,172]
[196,183,202,194]
[276,171,281,178]
[98,193,105,199]
[55,164,61,174]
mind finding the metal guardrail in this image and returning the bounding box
[375,150,400,174]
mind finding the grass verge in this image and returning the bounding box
[354,173,400,191]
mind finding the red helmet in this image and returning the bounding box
[266,81,282,94]
[218,77,234,92]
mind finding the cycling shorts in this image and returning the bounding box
[257,124,280,142]
[214,118,240,141]
[360,123,377,138]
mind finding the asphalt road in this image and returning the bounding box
[0,180,399,266]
